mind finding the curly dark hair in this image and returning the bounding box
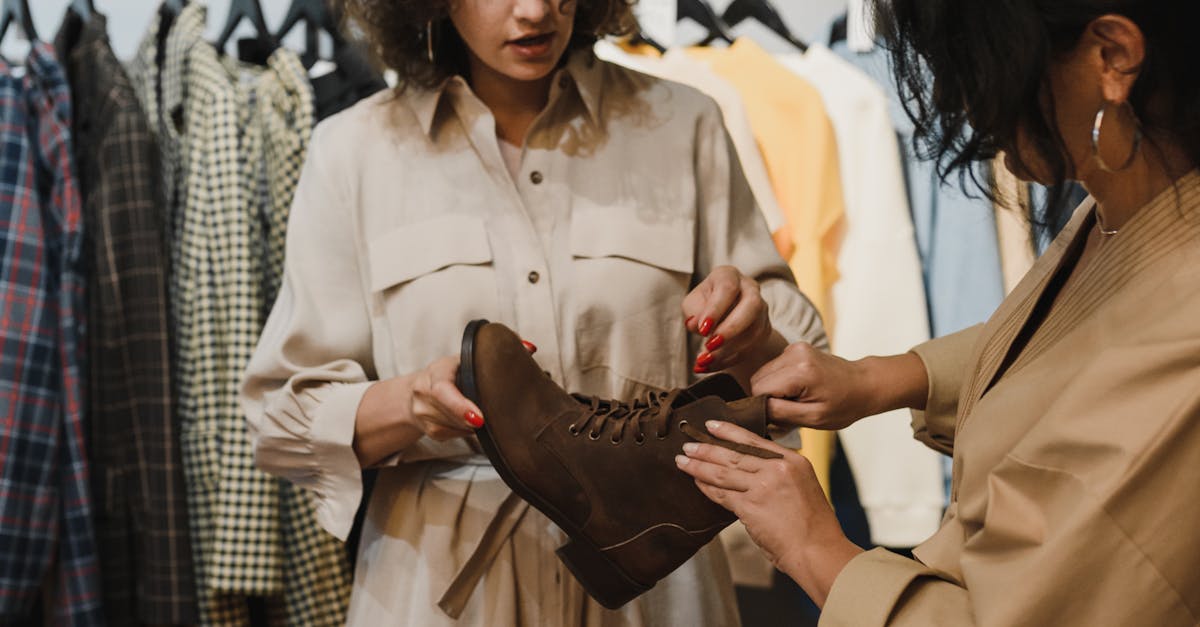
[335,0,637,89]
[874,0,1200,227]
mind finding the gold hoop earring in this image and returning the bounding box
[426,21,436,64]
[1091,100,1143,173]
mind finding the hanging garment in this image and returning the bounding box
[778,44,943,549]
[823,172,1200,626]
[593,40,789,246]
[53,10,198,626]
[0,43,101,626]
[830,39,1005,339]
[241,49,826,626]
[128,4,350,624]
[688,39,844,325]
[311,42,387,122]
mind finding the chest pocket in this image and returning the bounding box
[368,215,499,375]
[570,208,695,393]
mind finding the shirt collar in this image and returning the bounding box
[408,47,603,138]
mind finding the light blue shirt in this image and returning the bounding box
[831,41,1006,339]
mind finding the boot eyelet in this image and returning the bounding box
[610,435,621,445]
[678,420,689,429]
[568,424,580,436]
[588,430,602,441]
[634,434,645,445]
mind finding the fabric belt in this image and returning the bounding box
[437,490,532,619]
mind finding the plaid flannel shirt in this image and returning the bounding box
[56,10,198,625]
[0,43,101,626]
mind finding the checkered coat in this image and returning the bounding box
[128,4,350,624]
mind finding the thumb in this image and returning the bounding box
[704,420,792,457]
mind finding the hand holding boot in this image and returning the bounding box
[676,421,863,607]
[750,344,931,431]
[352,355,484,466]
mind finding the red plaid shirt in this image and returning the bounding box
[0,43,100,625]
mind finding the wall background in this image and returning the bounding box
[8,0,849,62]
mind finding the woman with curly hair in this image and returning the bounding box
[240,0,825,624]
[679,1,1200,624]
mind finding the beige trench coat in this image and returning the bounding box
[242,50,826,626]
[822,171,1200,625]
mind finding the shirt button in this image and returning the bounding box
[528,271,541,284]
[530,170,544,185]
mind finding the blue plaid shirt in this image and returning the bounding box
[0,43,100,625]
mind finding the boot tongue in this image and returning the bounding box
[680,373,748,404]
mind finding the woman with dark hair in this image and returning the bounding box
[240,0,824,624]
[679,1,1200,623]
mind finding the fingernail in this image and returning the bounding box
[465,411,485,428]
[674,455,690,466]
[696,352,715,368]
[521,340,538,354]
[705,334,724,351]
[699,318,714,336]
[706,420,722,431]
[693,364,708,374]
[685,315,696,326]
[682,443,699,454]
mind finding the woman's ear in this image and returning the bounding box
[1087,14,1146,103]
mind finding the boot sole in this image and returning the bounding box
[457,319,651,610]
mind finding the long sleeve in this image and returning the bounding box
[691,97,826,352]
[822,376,1200,626]
[241,123,374,541]
[908,325,983,456]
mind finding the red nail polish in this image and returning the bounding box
[705,334,724,351]
[693,364,708,374]
[696,352,715,368]
[521,340,538,354]
[699,318,714,336]
[465,411,485,428]
[685,315,696,327]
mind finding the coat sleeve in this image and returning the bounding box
[240,122,374,541]
[691,96,827,352]
[822,342,1200,626]
[908,324,982,455]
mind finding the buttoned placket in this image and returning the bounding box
[449,71,575,385]
[446,70,578,620]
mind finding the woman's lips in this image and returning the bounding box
[507,32,555,59]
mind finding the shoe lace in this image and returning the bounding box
[567,390,678,444]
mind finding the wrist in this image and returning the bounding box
[857,352,928,415]
[854,355,894,417]
[782,534,863,609]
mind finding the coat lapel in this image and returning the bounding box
[955,199,1095,424]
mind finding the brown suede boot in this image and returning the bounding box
[457,320,781,609]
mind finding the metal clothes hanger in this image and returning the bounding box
[677,0,735,45]
[0,0,38,45]
[275,0,344,68]
[630,30,667,54]
[214,0,275,53]
[721,0,808,52]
